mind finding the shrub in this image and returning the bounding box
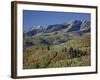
[68,47,87,58]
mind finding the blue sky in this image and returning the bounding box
[23,10,91,30]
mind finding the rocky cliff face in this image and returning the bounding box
[80,20,90,32]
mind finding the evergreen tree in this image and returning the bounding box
[47,46,50,50]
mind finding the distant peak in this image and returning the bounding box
[63,20,82,25]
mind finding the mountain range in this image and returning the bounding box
[23,20,90,47]
[23,20,91,69]
[24,20,90,36]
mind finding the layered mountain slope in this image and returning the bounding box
[24,20,90,47]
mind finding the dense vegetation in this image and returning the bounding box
[23,32,91,69]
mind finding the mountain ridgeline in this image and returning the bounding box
[24,20,90,36]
